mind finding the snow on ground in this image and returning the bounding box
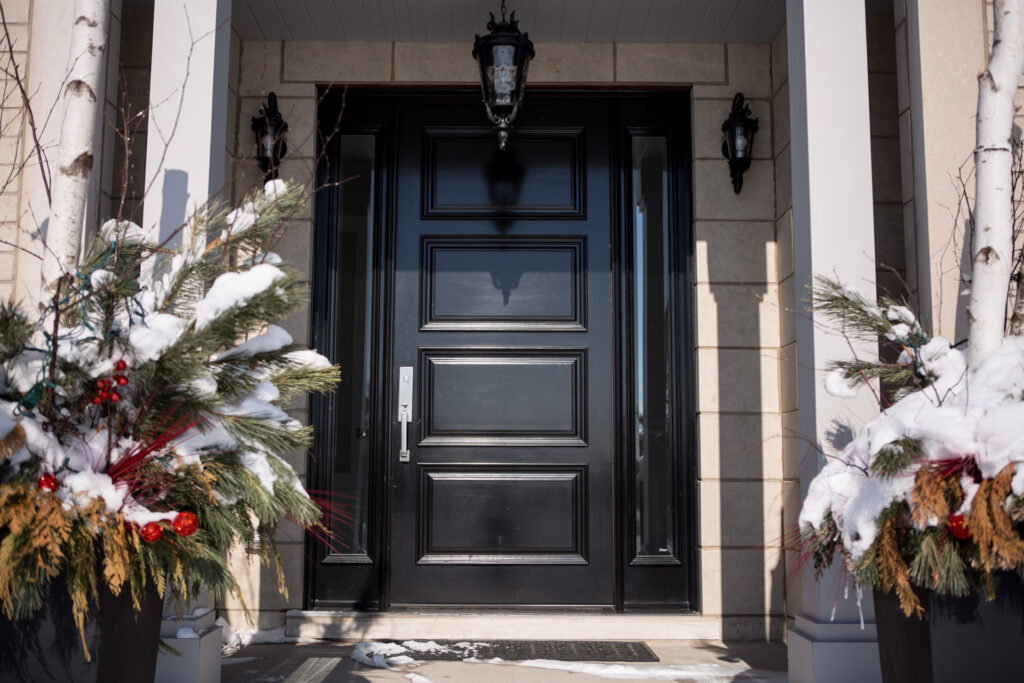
[517,659,786,680]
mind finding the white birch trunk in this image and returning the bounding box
[968,0,1024,363]
[40,0,110,290]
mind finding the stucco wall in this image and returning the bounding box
[225,39,787,639]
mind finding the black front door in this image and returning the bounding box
[389,97,614,606]
[309,90,696,611]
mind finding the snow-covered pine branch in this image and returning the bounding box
[968,0,1024,363]
[40,0,111,291]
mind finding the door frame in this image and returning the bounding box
[306,88,698,613]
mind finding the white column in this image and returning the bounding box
[786,1,882,681]
[142,0,231,245]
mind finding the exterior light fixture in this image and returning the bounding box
[721,93,758,194]
[251,92,288,181]
[473,0,534,150]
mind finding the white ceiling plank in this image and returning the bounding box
[693,0,741,42]
[613,0,652,42]
[746,0,785,42]
[560,0,595,42]
[451,0,485,42]
[533,0,566,43]
[332,1,373,40]
[377,0,405,41]
[275,0,318,40]
[248,0,289,40]
[721,0,767,43]
[641,0,682,42]
[668,0,713,42]
[303,0,346,40]
[585,0,621,42]
[402,0,428,42]
[232,1,266,40]
[360,0,386,41]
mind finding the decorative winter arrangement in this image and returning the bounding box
[800,278,1024,617]
[0,180,338,651]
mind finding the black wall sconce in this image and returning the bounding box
[721,93,758,194]
[473,0,534,150]
[251,92,288,181]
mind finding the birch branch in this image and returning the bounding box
[39,0,110,291]
[968,0,1024,362]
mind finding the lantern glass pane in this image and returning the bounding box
[490,45,517,106]
[732,126,748,158]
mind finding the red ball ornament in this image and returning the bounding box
[948,513,970,540]
[37,473,58,492]
[115,359,128,372]
[109,392,120,403]
[92,396,102,405]
[116,375,128,386]
[140,522,163,543]
[172,511,198,537]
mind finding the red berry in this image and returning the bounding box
[37,473,58,492]
[115,359,127,372]
[948,513,970,540]
[92,396,102,405]
[109,392,120,403]
[116,376,127,386]
[140,522,163,543]
[98,391,108,400]
[172,511,198,537]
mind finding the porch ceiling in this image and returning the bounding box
[231,0,785,44]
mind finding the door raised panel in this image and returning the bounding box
[420,236,587,331]
[418,466,588,565]
[419,348,588,446]
[422,127,585,218]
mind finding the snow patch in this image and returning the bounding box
[517,659,783,680]
[824,369,859,398]
[194,264,285,330]
[129,313,185,361]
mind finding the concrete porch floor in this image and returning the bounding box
[221,640,788,682]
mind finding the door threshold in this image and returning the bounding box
[285,609,721,641]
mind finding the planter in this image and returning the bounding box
[0,575,163,683]
[874,572,1024,683]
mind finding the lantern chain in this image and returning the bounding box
[501,0,507,21]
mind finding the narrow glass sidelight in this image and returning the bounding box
[631,136,676,560]
[330,134,376,555]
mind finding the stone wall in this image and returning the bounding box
[0,0,30,301]
[225,39,787,639]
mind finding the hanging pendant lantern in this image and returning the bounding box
[473,1,534,150]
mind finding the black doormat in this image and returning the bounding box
[392,640,660,662]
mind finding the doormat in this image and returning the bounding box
[393,640,659,662]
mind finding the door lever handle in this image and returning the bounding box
[398,366,413,462]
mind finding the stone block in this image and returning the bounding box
[782,409,800,479]
[258,541,304,611]
[773,80,790,156]
[774,146,791,219]
[874,202,906,270]
[776,210,793,279]
[695,283,781,348]
[3,23,28,53]
[283,42,392,84]
[701,480,784,547]
[274,219,312,276]
[870,137,902,203]
[866,11,897,73]
[696,347,780,413]
[895,22,909,113]
[779,342,797,413]
[697,44,772,99]
[616,43,725,84]
[0,193,19,222]
[692,98,771,161]
[239,41,309,97]
[701,547,785,617]
[1,0,28,23]
[119,2,154,69]
[779,275,796,347]
[771,24,788,94]
[394,42,476,82]
[693,159,774,221]
[868,72,899,138]
[695,220,776,284]
[0,252,14,278]
[529,42,614,83]
[0,222,15,252]
[899,110,914,203]
[698,412,783,480]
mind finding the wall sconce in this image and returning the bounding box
[473,0,534,150]
[251,92,288,181]
[721,93,758,194]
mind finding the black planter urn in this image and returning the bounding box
[873,573,1024,683]
[0,575,164,683]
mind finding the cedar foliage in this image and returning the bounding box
[801,278,1024,618]
[0,181,339,653]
